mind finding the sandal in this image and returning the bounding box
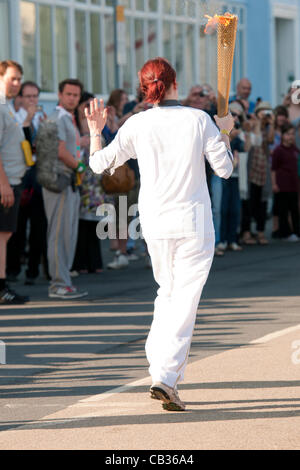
[214,248,225,257]
[256,233,269,245]
[242,232,257,245]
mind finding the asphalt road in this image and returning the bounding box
[0,237,299,449]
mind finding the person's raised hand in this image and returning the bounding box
[85,98,108,135]
[23,104,37,127]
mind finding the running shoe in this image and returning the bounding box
[150,382,186,411]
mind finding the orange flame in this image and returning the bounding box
[204,12,237,34]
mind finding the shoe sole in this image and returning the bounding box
[150,386,185,412]
[48,292,88,299]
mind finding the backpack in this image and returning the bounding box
[101,163,135,194]
[35,119,72,193]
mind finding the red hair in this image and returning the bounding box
[138,57,176,104]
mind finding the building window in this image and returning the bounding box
[148,20,158,59]
[75,10,88,87]
[185,24,196,91]
[56,7,70,86]
[163,21,172,63]
[175,23,184,95]
[90,12,103,94]
[135,18,145,77]
[39,5,53,92]
[0,0,10,60]
[21,1,37,83]
[19,0,245,99]
[104,12,116,95]
[149,0,158,13]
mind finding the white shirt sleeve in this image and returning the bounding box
[89,118,136,175]
[202,114,233,179]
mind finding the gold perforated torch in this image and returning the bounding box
[205,13,238,117]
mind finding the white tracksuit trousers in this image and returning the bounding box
[145,236,215,388]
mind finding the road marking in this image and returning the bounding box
[77,324,300,405]
[77,376,152,404]
[250,324,300,344]
[40,323,300,418]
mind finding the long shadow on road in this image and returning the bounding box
[0,242,300,433]
[1,380,300,433]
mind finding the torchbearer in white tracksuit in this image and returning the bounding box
[87,58,234,411]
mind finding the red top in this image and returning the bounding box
[272,144,299,192]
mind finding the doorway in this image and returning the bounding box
[275,17,295,104]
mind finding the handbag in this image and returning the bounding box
[101,163,135,194]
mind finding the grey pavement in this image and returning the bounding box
[0,236,300,450]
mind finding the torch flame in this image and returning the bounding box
[204,12,237,34]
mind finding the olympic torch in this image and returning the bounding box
[205,13,238,118]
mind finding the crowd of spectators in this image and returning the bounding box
[0,57,299,303]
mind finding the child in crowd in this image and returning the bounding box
[268,106,290,238]
[271,124,300,241]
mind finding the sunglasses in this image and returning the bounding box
[192,91,207,98]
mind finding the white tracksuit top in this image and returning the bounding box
[90,104,233,240]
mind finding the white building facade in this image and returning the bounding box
[0,0,299,108]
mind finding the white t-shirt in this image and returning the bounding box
[90,104,233,239]
[10,106,44,131]
[0,100,26,185]
[9,106,27,126]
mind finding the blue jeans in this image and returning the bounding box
[220,177,241,244]
[210,174,223,245]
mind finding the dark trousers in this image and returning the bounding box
[72,219,103,272]
[250,183,267,232]
[220,178,241,244]
[241,183,267,233]
[277,192,300,237]
[7,191,48,279]
[241,199,251,234]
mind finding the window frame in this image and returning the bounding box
[18,0,246,101]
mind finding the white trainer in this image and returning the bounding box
[286,234,300,242]
[150,382,186,411]
[49,286,88,299]
[107,251,129,269]
[217,242,227,251]
[228,242,243,251]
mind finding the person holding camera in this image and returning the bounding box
[6,81,49,285]
[241,102,273,245]
[283,85,300,125]
[218,101,246,251]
